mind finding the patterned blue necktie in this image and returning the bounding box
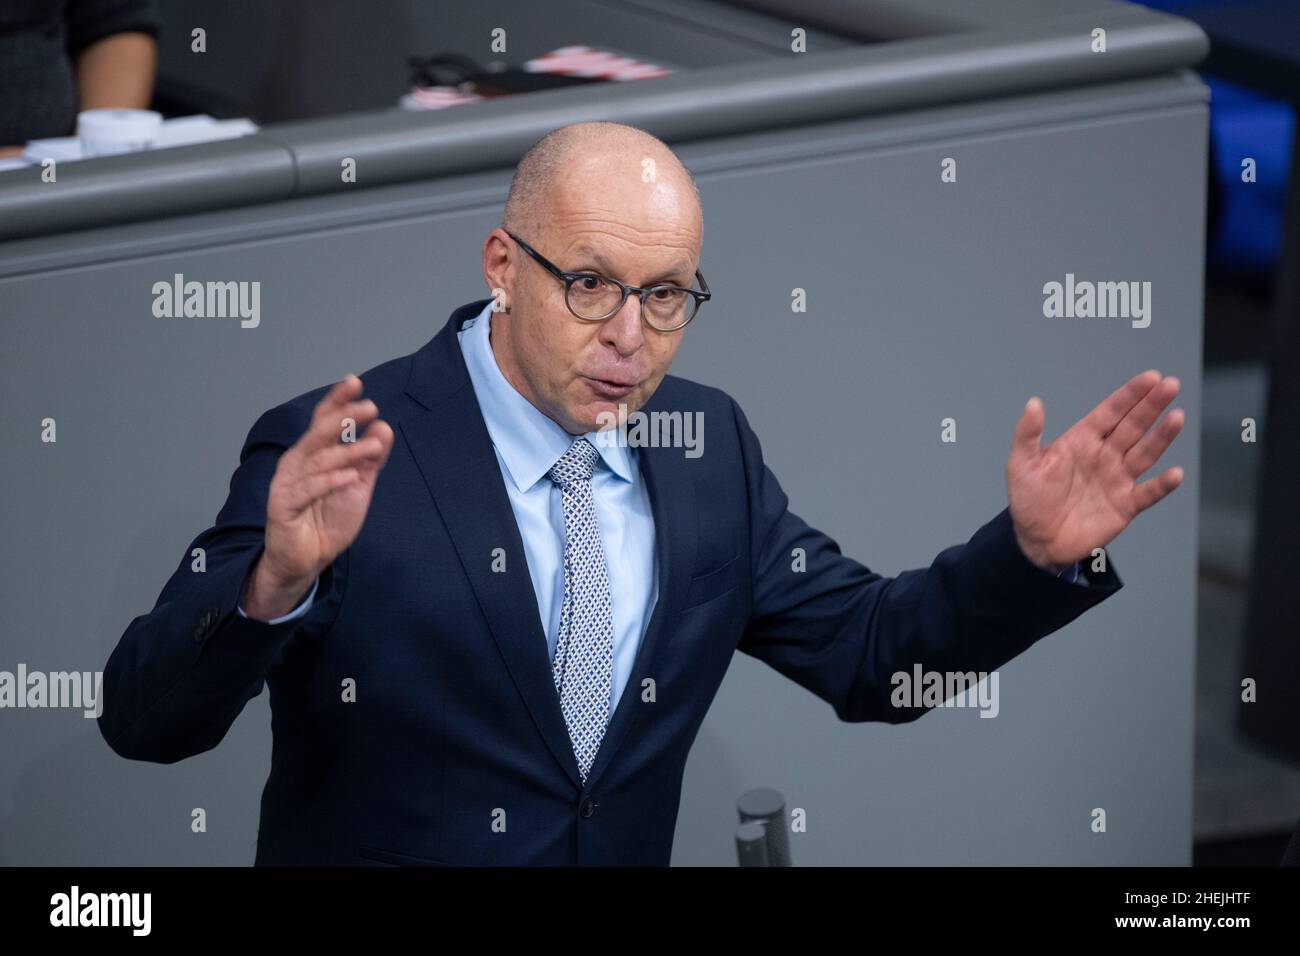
[547,438,614,783]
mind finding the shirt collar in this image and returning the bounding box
[457,300,637,493]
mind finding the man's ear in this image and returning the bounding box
[483,229,515,310]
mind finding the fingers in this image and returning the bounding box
[282,420,393,512]
[280,467,362,513]
[299,428,389,478]
[318,374,363,423]
[1010,396,1045,463]
[1123,406,1184,477]
[295,376,362,460]
[353,419,395,477]
[299,375,376,451]
[1081,369,1162,441]
[289,376,385,466]
[277,374,394,502]
[281,438,386,508]
[1105,374,1180,453]
[300,398,381,456]
[1133,465,1184,512]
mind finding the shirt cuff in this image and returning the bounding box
[1057,561,1082,585]
[236,575,319,624]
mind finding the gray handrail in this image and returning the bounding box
[0,1,1205,242]
[721,0,1154,39]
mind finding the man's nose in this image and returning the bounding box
[600,295,646,356]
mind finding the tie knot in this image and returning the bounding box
[548,438,600,488]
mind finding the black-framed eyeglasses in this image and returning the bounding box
[505,229,710,332]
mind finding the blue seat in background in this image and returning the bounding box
[1131,0,1294,279]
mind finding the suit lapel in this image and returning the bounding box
[400,300,583,788]
[398,301,699,794]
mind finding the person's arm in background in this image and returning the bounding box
[75,32,156,110]
[0,0,162,157]
[67,0,162,109]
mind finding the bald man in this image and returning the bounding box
[100,121,1184,866]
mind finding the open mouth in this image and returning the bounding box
[583,375,637,399]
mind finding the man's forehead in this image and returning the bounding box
[553,153,697,214]
[566,242,695,282]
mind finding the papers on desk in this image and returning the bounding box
[139,114,258,148]
[0,115,258,172]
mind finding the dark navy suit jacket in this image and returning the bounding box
[100,297,1123,865]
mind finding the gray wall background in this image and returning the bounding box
[0,75,1205,865]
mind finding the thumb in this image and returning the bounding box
[1010,396,1045,464]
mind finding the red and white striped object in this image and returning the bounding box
[400,86,485,111]
[524,45,672,81]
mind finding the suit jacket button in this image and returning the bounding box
[195,610,217,641]
[579,797,595,818]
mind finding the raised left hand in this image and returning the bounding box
[1005,369,1185,571]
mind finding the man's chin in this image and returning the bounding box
[572,395,642,434]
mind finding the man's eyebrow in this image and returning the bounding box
[569,247,694,285]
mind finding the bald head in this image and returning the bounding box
[502,121,702,247]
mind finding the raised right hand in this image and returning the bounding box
[242,375,394,619]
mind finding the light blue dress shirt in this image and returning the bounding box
[240,300,659,717]
[454,300,659,716]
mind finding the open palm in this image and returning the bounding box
[262,375,394,588]
[1006,370,1185,570]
